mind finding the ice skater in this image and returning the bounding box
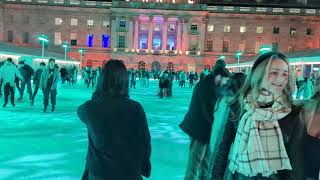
[40,58,59,112]
[0,58,24,107]
[31,62,46,106]
[18,60,34,101]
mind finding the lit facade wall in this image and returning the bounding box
[0,0,320,71]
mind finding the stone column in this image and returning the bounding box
[182,20,189,52]
[111,18,117,49]
[127,19,134,49]
[148,21,154,51]
[198,22,206,54]
[133,19,139,50]
[177,21,182,52]
[162,21,168,52]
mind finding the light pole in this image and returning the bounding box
[219,55,226,60]
[235,50,243,72]
[78,48,84,67]
[38,34,49,59]
[259,45,272,55]
[62,41,69,61]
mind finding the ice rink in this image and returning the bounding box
[0,79,194,180]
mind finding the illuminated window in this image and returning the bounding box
[70,32,77,39]
[169,24,175,32]
[103,21,110,28]
[207,25,214,32]
[54,32,61,45]
[87,34,93,47]
[240,26,247,33]
[55,18,62,25]
[290,27,296,35]
[87,20,94,27]
[102,34,109,48]
[224,25,231,32]
[256,26,263,33]
[71,18,78,26]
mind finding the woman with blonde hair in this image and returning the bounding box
[300,79,320,180]
[212,52,305,180]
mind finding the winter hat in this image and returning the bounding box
[251,51,287,71]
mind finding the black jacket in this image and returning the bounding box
[19,64,34,81]
[33,68,43,86]
[78,96,151,180]
[179,74,219,143]
[212,105,305,180]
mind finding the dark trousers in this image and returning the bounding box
[31,85,40,100]
[43,88,57,108]
[20,80,32,99]
[3,83,14,105]
[0,79,2,95]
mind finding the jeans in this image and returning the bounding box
[184,138,211,180]
[3,83,14,105]
[42,88,57,108]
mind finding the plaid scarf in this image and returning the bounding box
[228,91,292,177]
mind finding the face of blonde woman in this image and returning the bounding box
[262,58,289,95]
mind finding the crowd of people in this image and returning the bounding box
[0,51,319,179]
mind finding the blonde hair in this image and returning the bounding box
[232,53,294,121]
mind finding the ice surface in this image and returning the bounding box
[0,80,193,180]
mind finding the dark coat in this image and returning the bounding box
[179,74,219,143]
[19,64,34,81]
[77,96,151,180]
[33,68,43,87]
[212,105,305,180]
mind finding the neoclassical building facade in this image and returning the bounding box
[1,0,320,72]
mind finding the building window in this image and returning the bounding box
[70,33,77,46]
[70,32,77,40]
[169,24,175,32]
[8,31,13,42]
[307,28,314,35]
[71,18,78,26]
[240,26,247,33]
[290,28,297,35]
[191,24,198,31]
[102,34,109,48]
[23,16,30,24]
[272,42,279,51]
[87,20,94,27]
[55,18,62,25]
[154,25,160,31]
[40,17,46,25]
[8,15,14,23]
[22,32,29,43]
[273,27,280,34]
[239,40,246,52]
[87,34,93,47]
[118,35,125,48]
[222,41,229,52]
[54,32,61,45]
[119,20,126,28]
[206,40,213,51]
[255,41,261,54]
[224,25,231,33]
[102,21,110,28]
[256,26,263,34]
[141,24,148,31]
[288,46,295,52]
[207,25,214,32]
[71,40,77,46]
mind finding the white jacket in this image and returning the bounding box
[0,63,23,87]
